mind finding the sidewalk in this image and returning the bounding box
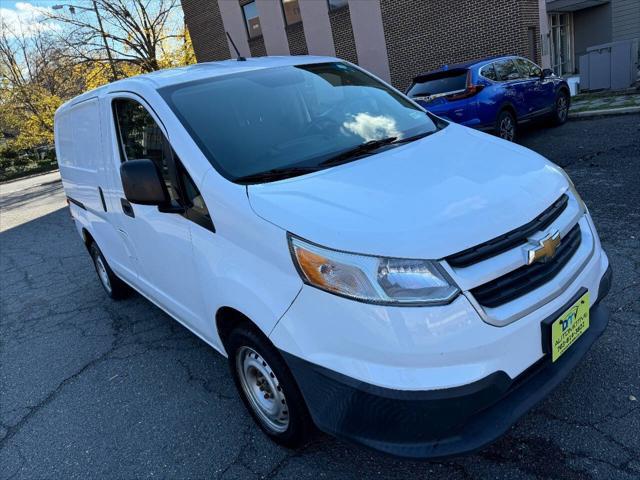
[0,170,61,195]
[0,170,65,231]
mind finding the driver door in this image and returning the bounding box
[109,94,209,332]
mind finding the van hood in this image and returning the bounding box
[248,123,569,259]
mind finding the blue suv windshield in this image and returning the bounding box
[160,62,441,182]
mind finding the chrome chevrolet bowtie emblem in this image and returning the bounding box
[527,230,561,265]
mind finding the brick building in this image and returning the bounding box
[181,0,549,90]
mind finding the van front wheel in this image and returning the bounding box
[90,242,130,300]
[227,327,315,448]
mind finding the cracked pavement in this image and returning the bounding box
[1,115,639,479]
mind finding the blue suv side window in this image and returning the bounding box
[515,58,542,78]
[494,59,521,82]
[480,64,497,81]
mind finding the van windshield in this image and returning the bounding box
[160,62,442,183]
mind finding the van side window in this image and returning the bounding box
[113,98,179,201]
[113,98,214,232]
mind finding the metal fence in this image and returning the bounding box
[579,39,639,91]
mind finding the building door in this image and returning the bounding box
[549,13,573,76]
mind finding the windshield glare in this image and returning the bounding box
[160,62,441,182]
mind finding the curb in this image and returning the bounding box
[569,106,640,119]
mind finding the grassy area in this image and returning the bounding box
[571,98,640,113]
[573,87,640,99]
[570,92,640,113]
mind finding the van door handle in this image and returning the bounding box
[120,198,135,218]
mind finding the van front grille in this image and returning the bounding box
[470,222,582,308]
[446,194,569,268]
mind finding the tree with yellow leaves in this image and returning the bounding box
[0,0,196,180]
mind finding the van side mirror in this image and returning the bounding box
[541,68,554,79]
[120,159,168,205]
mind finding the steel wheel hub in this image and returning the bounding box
[236,346,289,433]
[95,255,112,293]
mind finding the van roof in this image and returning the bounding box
[59,55,338,110]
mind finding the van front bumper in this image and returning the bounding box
[279,267,611,459]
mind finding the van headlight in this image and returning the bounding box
[288,235,459,306]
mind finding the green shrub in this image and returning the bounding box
[0,145,57,182]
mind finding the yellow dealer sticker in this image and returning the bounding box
[551,291,590,362]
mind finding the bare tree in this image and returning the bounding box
[0,11,105,151]
[47,0,183,78]
[0,20,68,139]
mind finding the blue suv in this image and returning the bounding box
[407,56,570,141]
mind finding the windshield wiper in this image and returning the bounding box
[319,136,397,167]
[392,130,437,144]
[235,132,436,184]
[234,165,320,184]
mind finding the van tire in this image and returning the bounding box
[90,242,131,300]
[227,326,315,448]
[495,109,517,142]
[550,90,570,126]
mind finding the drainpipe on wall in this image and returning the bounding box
[539,0,551,68]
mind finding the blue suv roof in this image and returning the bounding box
[413,55,510,80]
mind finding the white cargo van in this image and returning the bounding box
[55,57,611,458]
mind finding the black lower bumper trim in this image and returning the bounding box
[282,301,610,459]
[597,264,612,304]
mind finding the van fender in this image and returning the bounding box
[210,279,303,354]
[188,193,304,352]
[192,244,303,353]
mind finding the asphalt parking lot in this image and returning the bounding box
[1,114,639,479]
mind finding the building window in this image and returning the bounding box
[549,12,573,76]
[327,0,348,11]
[242,1,262,39]
[281,0,302,26]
